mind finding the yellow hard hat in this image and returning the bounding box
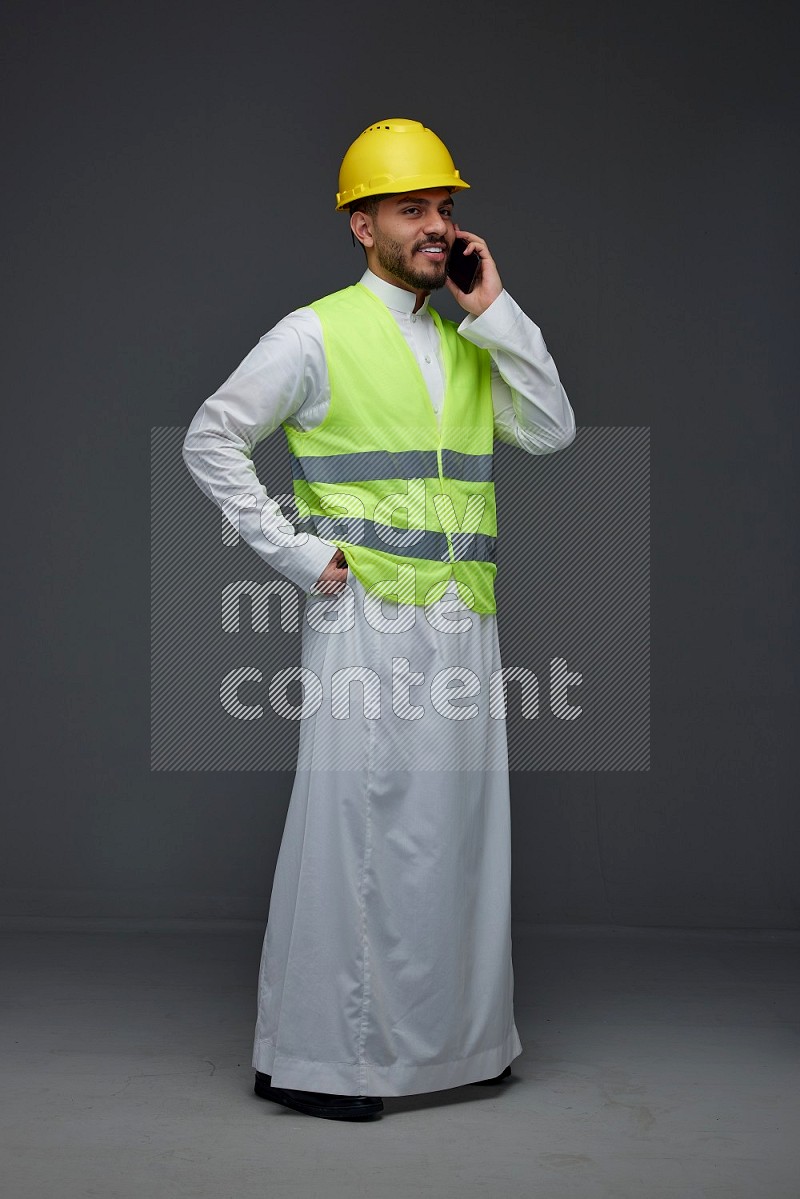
[336,118,470,212]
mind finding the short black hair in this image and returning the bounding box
[348,194,388,218]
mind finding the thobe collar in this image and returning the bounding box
[358,268,432,317]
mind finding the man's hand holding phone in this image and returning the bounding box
[445,223,504,318]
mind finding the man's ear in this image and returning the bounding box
[350,210,374,249]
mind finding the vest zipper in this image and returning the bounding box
[436,444,456,568]
[360,288,458,574]
[430,310,456,573]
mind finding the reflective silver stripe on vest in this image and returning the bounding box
[291,449,493,485]
[440,449,493,483]
[291,449,437,485]
[298,515,496,563]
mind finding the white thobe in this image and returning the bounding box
[183,268,575,1097]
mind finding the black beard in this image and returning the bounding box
[373,231,448,292]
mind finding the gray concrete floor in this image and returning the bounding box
[1,920,797,1199]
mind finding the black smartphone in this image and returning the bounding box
[446,237,481,294]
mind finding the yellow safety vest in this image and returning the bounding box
[283,282,498,613]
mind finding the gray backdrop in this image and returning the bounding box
[3,0,797,927]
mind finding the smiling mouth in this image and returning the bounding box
[417,246,447,258]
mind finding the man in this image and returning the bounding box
[183,118,576,1121]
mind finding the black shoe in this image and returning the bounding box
[472,1064,512,1085]
[254,1071,383,1121]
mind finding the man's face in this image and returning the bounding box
[367,188,456,292]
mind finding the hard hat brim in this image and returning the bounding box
[336,174,470,212]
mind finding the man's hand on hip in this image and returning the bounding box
[313,548,349,595]
[445,223,503,317]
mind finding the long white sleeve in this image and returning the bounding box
[182,311,338,593]
[458,290,576,454]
